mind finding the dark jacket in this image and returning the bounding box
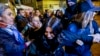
[0,28,25,56]
[34,35,65,56]
[15,15,28,32]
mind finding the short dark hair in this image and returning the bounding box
[17,8,24,14]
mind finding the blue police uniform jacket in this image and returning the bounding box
[63,20,99,56]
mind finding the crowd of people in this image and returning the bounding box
[0,0,100,56]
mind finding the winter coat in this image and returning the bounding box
[0,28,25,56]
[62,20,99,56]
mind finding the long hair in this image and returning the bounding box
[47,16,63,35]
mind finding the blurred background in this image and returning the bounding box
[0,0,100,56]
[0,0,99,14]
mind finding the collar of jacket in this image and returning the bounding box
[0,22,7,28]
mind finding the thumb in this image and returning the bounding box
[25,41,31,47]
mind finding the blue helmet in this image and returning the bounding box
[67,0,77,3]
[78,0,100,12]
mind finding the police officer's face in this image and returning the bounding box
[0,8,14,25]
[45,27,55,40]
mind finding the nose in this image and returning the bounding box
[11,15,15,20]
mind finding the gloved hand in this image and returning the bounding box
[88,33,100,43]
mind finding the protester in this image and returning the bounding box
[0,3,31,56]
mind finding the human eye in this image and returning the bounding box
[8,12,12,16]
